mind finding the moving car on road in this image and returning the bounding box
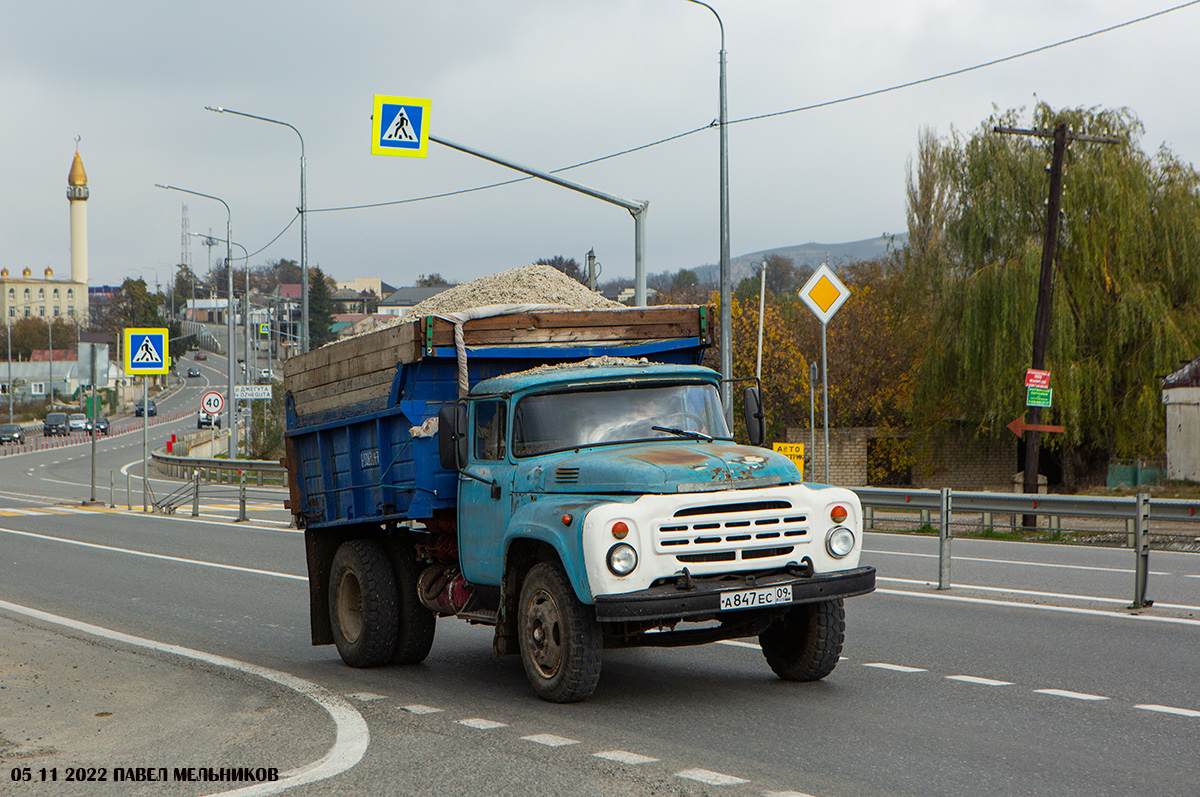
[194,351,207,361]
[187,367,201,378]
[68,413,92,432]
[197,410,221,429]
[43,412,69,437]
[93,417,110,435]
[0,423,25,444]
[134,399,157,417]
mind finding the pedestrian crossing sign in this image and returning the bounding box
[372,95,430,158]
[124,327,169,375]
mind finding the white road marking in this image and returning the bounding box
[764,791,819,797]
[675,768,748,786]
[0,599,368,797]
[863,663,927,673]
[878,576,1200,613]
[716,639,761,649]
[946,675,1014,686]
[865,548,1168,575]
[346,692,387,702]
[522,734,579,747]
[0,526,306,581]
[876,588,1200,627]
[1034,689,1109,701]
[1134,704,1200,718]
[399,705,443,715]
[594,751,658,765]
[456,718,508,729]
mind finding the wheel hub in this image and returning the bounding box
[524,589,563,678]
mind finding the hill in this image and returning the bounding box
[691,233,906,285]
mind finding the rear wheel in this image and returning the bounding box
[329,539,398,668]
[389,548,436,664]
[758,598,845,681]
[518,562,602,703]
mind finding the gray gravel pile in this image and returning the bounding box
[399,264,622,319]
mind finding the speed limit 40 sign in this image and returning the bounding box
[201,391,225,416]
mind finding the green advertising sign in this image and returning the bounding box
[1026,386,1053,408]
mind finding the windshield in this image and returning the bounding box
[512,383,730,457]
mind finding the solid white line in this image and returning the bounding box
[1134,704,1200,718]
[877,576,1200,613]
[0,526,306,581]
[594,751,658,765]
[863,663,927,673]
[865,548,1168,575]
[875,588,1200,627]
[1034,689,1109,701]
[675,768,748,786]
[0,599,368,797]
[522,734,579,747]
[946,675,1014,686]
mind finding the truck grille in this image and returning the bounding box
[654,500,808,562]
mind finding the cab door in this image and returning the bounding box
[457,399,511,586]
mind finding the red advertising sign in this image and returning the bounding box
[1025,369,1050,389]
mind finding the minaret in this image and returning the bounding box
[67,148,89,286]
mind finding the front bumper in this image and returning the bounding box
[593,566,875,623]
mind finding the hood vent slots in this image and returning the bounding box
[554,467,581,484]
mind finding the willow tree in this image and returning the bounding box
[907,103,1200,480]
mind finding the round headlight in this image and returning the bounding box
[826,526,855,558]
[607,543,638,576]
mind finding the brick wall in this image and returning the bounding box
[786,426,1016,490]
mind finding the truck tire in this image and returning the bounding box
[517,561,602,703]
[329,539,398,668]
[389,548,436,665]
[758,598,845,681]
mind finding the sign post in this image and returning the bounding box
[798,264,851,484]
[124,328,169,511]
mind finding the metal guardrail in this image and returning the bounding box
[150,446,286,485]
[854,487,1200,608]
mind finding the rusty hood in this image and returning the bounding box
[519,442,799,495]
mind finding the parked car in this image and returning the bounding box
[257,368,272,384]
[134,399,157,417]
[187,367,201,378]
[0,423,25,444]
[197,410,221,429]
[194,351,208,361]
[43,412,69,437]
[93,416,110,435]
[68,413,92,432]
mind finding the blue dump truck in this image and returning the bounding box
[283,306,874,702]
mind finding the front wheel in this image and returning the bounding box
[329,539,399,668]
[518,562,602,703]
[758,598,845,681]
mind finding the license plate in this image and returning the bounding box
[719,584,792,611]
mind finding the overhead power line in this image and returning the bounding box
[299,1,1197,216]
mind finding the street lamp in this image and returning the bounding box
[684,0,732,426]
[156,184,236,458]
[192,232,253,444]
[206,106,309,354]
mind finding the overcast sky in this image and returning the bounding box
[2,1,1197,291]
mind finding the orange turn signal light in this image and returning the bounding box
[611,521,629,540]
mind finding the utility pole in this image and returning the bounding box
[995,122,1118,526]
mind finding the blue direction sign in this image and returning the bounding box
[124,327,169,375]
[372,95,431,158]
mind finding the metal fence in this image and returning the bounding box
[854,487,1200,608]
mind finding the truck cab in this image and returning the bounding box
[435,361,874,701]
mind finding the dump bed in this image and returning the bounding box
[283,306,710,530]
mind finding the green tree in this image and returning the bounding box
[906,103,1200,481]
[307,266,337,348]
[416,273,450,287]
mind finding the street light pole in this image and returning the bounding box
[206,106,309,353]
[685,0,732,425]
[156,184,236,458]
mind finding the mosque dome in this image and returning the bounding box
[68,150,88,187]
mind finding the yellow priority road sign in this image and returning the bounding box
[372,95,431,158]
[799,264,851,324]
[124,327,169,376]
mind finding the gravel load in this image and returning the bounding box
[397,264,622,320]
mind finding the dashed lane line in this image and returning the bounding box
[676,768,749,786]
[456,718,509,730]
[946,675,1014,686]
[523,734,579,747]
[0,599,369,797]
[594,751,658,765]
[1034,689,1110,702]
[1135,704,1200,718]
[863,662,928,673]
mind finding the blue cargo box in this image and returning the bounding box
[283,308,710,530]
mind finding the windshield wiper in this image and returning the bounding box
[651,426,713,442]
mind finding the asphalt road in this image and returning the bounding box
[2,380,1197,796]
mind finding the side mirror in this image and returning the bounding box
[743,386,766,447]
[437,404,469,470]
